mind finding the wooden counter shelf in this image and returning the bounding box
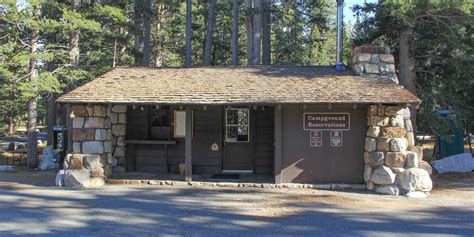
[124,140,177,145]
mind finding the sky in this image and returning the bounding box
[344,0,376,24]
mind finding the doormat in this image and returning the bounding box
[212,174,240,180]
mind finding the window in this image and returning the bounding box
[226,108,249,142]
[150,105,171,140]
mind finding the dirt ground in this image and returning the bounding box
[0,168,473,236]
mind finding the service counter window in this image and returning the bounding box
[151,105,171,140]
[225,108,249,142]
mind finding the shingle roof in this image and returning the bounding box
[57,66,421,105]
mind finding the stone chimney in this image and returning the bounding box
[349,44,398,84]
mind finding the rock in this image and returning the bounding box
[368,105,378,116]
[113,147,125,157]
[91,168,105,177]
[95,129,107,141]
[112,124,126,136]
[390,138,408,152]
[385,106,402,116]
[371,166,396,185]
[377,138,391,151]
[365,138,377,152]
[385,152,406,168]
[408,146,423,162]
[112,105,127,113]
[72,129,85,141]
[73,142,81,153]
[84,117,105,129]
[375,184,399,196]
[83,155,102,169]
[405,191,428,198]
[380,63,395,74]
[93,105,106,117]
[380,54,395,64]
[90,177,105,187]
[108,111,118,124]
[377,105,386,116]
[366,181,375,190]
[405,152,418,168]
[72,105,88,117]
[118,114,126,124]
[117,136,126,147]
[70,154,84,169]
[104,141,112,153]
[86,105,94,116]
[404,119,413,132]
[64,169,91,188]
[352,63,364,75]
[364,165,372,182]
[368,116,389,126]
[63,154,72,169]
[368,152,385,166]
[364,63,380,74]
[418,160,433,175]
[405,132,415,147]
[391,167,405,174]
[363,152,370,164]
[0,166,15,172]
[370,54,380,64]
[366,126,380,138]
[86,129,95,140]
[397,168,433,192]
[109,157,119,166]
[355,53,371,62]
[82,141,104,154]
[381,127,406,138]
[391,115,404,127]
[73,117,84,128]
[113,166,126,173]
[55,170,65,186]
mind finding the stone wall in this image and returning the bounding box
[70,104,127,175]
[364,104,432,195]
[350,45,398,83]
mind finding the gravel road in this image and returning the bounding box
[0,170,473,237]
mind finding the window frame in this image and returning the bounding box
[225,108,250,143]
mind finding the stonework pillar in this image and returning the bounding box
[69,104,127,176]
[364,104,432,195]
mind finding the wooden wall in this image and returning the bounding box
[126,105,274,175]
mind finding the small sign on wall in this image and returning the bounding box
[310,130,323,147]
[330,130,343,146]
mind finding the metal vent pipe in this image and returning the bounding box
[336,0,345,72]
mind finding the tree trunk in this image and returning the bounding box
[252,0,261,65]
[185,0,192,67]
[46,94,56,146]
[245,0,253,65]
[261,0,271,65]
[142,0,151,66]
[231,0,239,65]
[203,0,217,66]
[399,28,417,133]
[6,116,14,135]
[69,0,81,65]
[155,4,165,67]
[27,5,40,169]
[134,0,144,65]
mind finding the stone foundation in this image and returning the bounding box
[364,104,432,195]
[70,104,127,175]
